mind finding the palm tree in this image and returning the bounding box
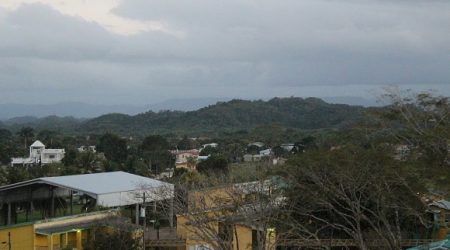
[17,127,34,150]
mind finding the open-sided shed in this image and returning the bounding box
[0,171,174,226]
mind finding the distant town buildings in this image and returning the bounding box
[11,140,65,166]
[201,142,218,149]
[170,149,199,170]
[77,145,96,153]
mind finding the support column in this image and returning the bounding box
[169,198,174,228]
[135,203,139,225]
[7,202,11,225]
[76,231,82,250]
[51,188,55,218]
[64,232,68,248]
[30,190,34,219]
[70,190,73,215]
[48,234,54,250]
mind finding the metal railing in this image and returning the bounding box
[276,238,438,247]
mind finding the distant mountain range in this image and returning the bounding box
[1,97,373,135]
[77,97,366,135]
[0,98,231,120]
[0,96,377,120]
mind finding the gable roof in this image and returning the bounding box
[30,140,45,148]
[0,171,171,196]
[430,200,450,210]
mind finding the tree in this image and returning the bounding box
[375,90,450,192]
[77,151,98,173]
[141,150,173,175]
[177,136,198,150]
[37,129,57,147]
[140,135,170,151]
[197,155,229,174]
[16,127,34,150]
[272,146,287,158]
[199,146,219,156]
[5,166,30,184]
[0,129,12,144]
[62,148,78,166]
[87,216,140,250]
[139,135,174,176]
[279,146,428,250]
[97,133,128,164]
[160,174,281,250]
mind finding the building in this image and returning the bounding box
[429,199,450,239]
[201,143,218,149]
[243,154,263,162]
[146,181,281,250]
[280,143,295,152]
[259,148,272,156]
[170,149,199,170]
[0,210,116,250]
[248,142,265,148]
[77,145,96,153]
[11,140,65,166]
[407,238,450,250]
[0,171,174,250]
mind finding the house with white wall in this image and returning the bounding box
[11,140,65,166]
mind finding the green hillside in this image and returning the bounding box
[78,97,366,135]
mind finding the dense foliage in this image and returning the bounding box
[79,97,364,135]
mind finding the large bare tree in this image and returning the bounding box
[279,146,429,250]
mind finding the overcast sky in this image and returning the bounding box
[0,0,449,105]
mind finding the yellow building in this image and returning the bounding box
[147,182,278,250]
[176,214,276,250]
[0,172,175,250]
[0,210,115,250]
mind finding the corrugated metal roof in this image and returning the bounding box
[407,239,450,250]
[41,171,170,195]
[430,200,450,210]
[0,171,171,196]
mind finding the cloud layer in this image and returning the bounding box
[0,0,449,104]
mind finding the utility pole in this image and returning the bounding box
[142,192,146,250]
[8,232,11,250]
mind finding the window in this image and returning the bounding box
[49,154,56,159]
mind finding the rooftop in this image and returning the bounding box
[0,171,171,196]
[430,200,450,210]
[30,140,45,148]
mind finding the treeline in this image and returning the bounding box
[80,97,365,135]
[1,97,366,136]
[168,92,450,250]
[0,123,319,186]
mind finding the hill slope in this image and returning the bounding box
[79,97,366,135]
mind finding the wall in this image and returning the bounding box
[234,225,253,250]
[0,224,34,250]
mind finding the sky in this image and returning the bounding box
[0,0,449,105]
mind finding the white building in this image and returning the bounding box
[201,143,218,149]
[281,143,295,152]
[11,140,65,166]
[259,148,272,156]
[77,145,96,153]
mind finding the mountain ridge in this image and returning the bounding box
[78,97,366,135]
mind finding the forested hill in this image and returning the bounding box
[78,97,366,135]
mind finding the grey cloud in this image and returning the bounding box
[0,4,118,61]
[0,1,449,105]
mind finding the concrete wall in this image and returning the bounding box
[177,214,264,250]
